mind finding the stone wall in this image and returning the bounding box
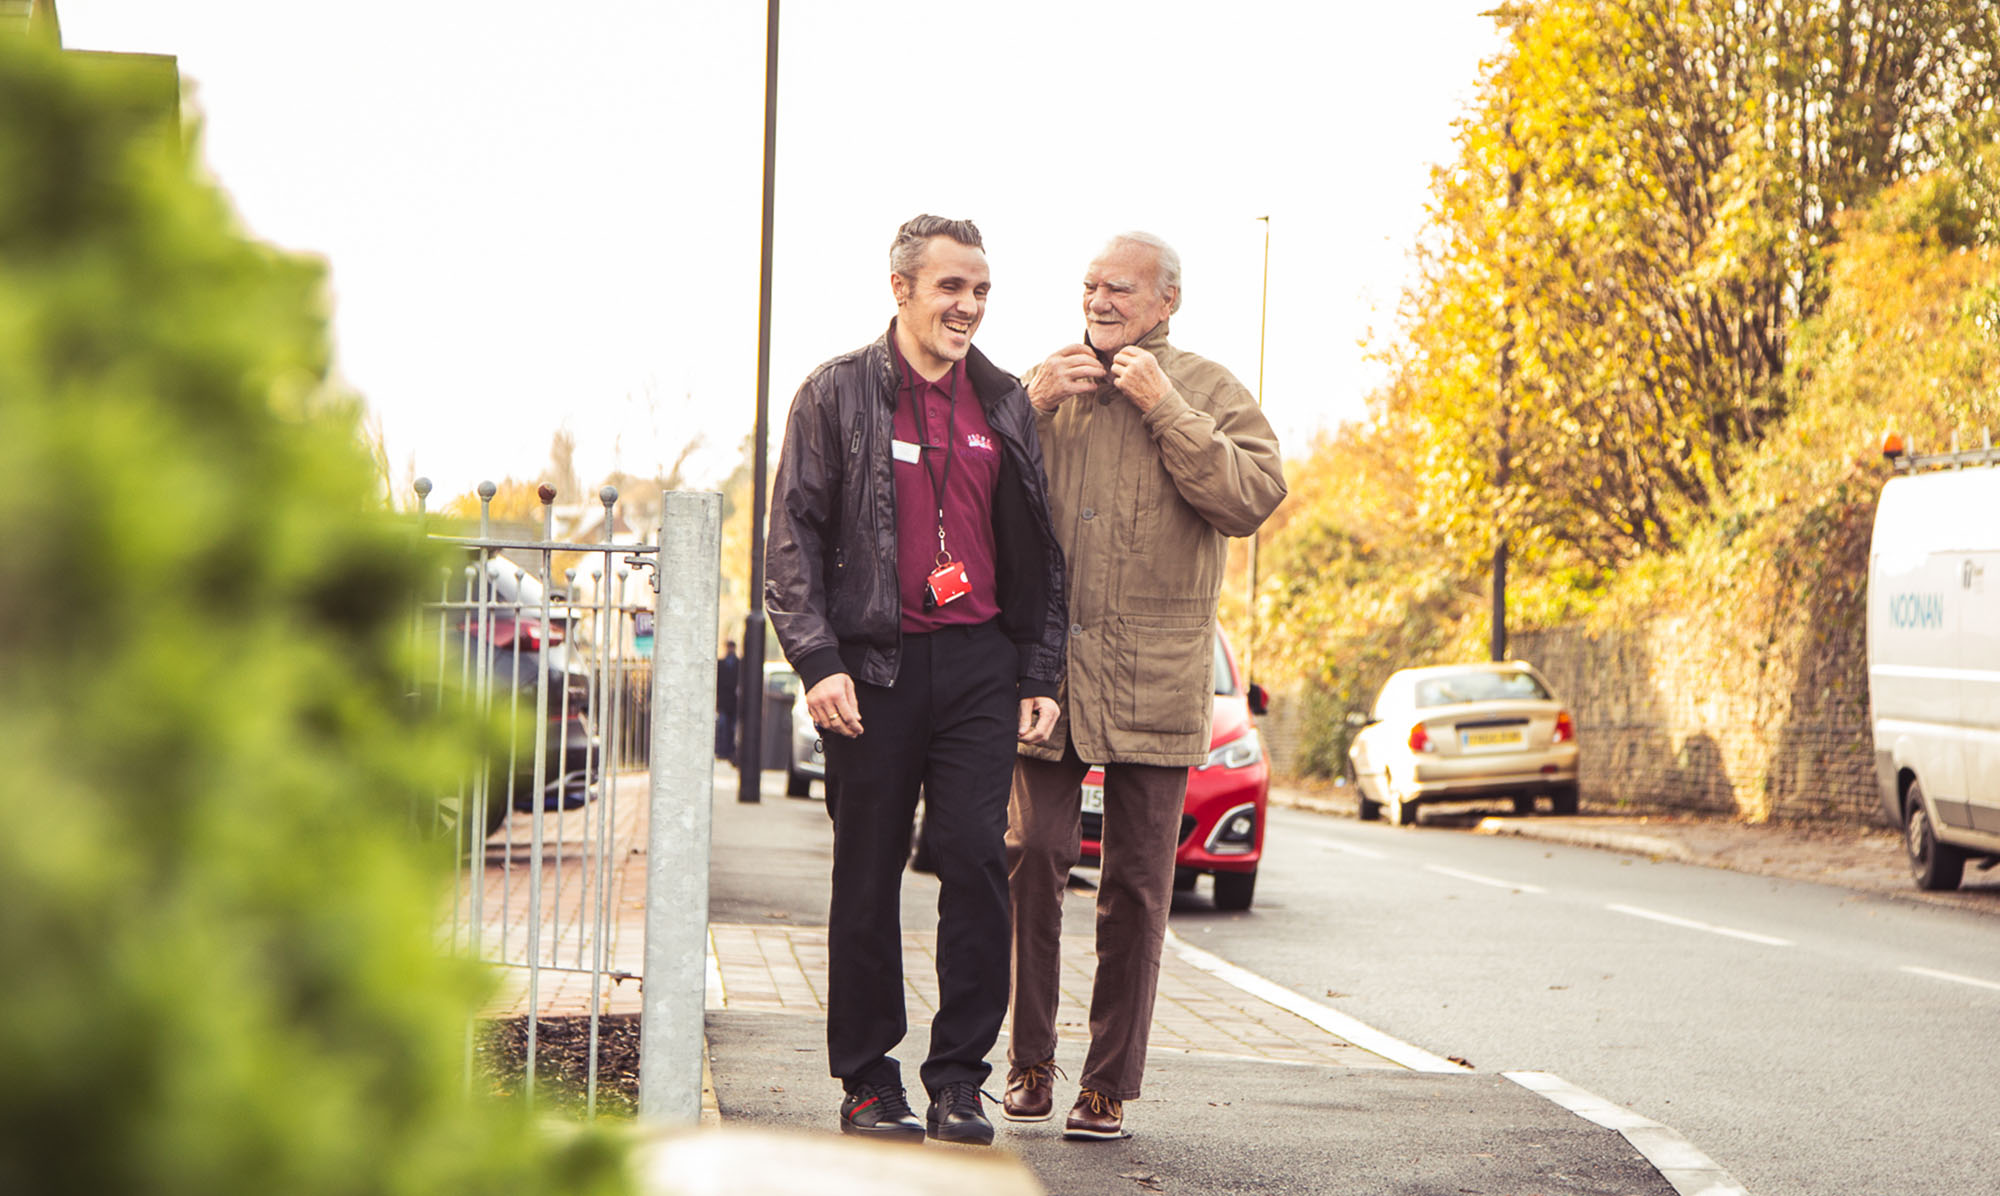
[1258,685,1315,779]
[1263,595,1884,829]
[1510,603,1879,825]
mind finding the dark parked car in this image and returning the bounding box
[451,555,601,837]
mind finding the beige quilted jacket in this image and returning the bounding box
[1021,323,1286,767]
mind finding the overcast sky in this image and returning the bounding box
[60,2,1502,507]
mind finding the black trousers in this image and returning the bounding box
[821,620,1017,1098]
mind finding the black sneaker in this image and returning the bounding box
[838,1083,925,1141]
[925,1080,995,1145]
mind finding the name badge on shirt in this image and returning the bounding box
[891,439,923,465]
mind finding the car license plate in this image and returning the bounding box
[1461,728,1525,750]
[1080,783,1105,814]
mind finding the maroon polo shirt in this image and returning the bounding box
[890,340,1002,632]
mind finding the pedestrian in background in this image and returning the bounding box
[1004,231,1287,1141]
[765,215,1068,1145]
[715,638,740,760]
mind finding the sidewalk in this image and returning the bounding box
[696,766,1694,1196]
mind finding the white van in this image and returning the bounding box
[1867,432,2000,890]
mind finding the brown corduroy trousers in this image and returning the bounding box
[1005,741,1189,1100]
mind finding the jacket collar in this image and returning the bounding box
[1088,319,1173,367]
[874,319,1017,411]
[1087,321,1172,402]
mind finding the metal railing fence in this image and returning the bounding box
[408,479,675,1116]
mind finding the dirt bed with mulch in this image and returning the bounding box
[478,1014,641,1118]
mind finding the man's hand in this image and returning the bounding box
[1017,696,1059,745]
[806,673,864,738]
[1110,345,1172,412]
[1026,344,1105,412]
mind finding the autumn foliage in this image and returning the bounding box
[1254,1,2000,775]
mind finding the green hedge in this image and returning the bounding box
[0,40,627,1196]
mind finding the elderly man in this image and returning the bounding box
[766,215,1067,1145]
[1003,231,1286,1140]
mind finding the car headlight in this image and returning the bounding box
[1200,729,1262,771]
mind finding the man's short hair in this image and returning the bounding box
[1102,231,1183,314]
[891,215,985,279]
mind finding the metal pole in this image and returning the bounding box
[1247,215,1270,686]
[738,0,780,803]
[523,483,557,1104]
[639,490,720,1124]
[1492,123,1521,664]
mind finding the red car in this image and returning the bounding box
[1077,628,1269,910]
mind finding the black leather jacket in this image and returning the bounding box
[766,323,1067,699]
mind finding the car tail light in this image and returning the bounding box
[1552,711,1575,744]
[518,620,564,649]
[472,615,566,651]
[1408,723,1433,753]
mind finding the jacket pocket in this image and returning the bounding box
[1123,452,1164,552]
[1113,617,1213,734]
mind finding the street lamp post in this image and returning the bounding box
[1248,215,1270,686]
[736,0,780,803]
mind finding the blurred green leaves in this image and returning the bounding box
[0,39,626,1196]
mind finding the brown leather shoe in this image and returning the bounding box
[1062,1087,1130,1140]
[1002,1060,1063,1122]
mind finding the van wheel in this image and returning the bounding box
[1905,780,1966,891]
[786,768,812,798]
[1549,783,1579,816]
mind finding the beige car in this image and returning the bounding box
[1348,662,1579,826]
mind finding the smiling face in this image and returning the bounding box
[1081,241,1177,354]
[891,236,990,380]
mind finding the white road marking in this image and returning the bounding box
[1164,929,1464,1073]
[1607,904,1794,947]
[1165,931,1747,1191]
[1425,864,1547,893]
[1314,838,1388,859]
[1900,965,2000,993]
[1506,1071,1751,1196]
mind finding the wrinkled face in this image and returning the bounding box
[1081,242,1176,354]
[892,236,990,379]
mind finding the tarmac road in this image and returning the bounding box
[1246,789,2000,1196]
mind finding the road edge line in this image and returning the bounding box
[1504,1070,1750,1196]
[1163,929,1464,1073]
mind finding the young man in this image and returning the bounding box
[765,215,1067,1145]
[1005,232,1287,1140]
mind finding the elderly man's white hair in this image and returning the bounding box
[1100,231,1183,314]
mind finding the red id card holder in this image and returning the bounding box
[923,558,972,611]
